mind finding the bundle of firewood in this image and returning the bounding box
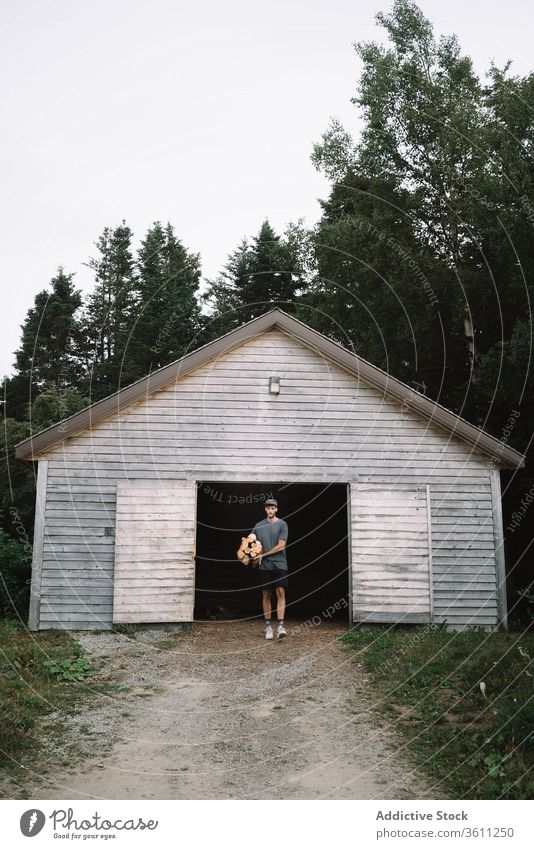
[236,533,263,567]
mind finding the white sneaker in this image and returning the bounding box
[277,624,287,639]
[265,625,274,640]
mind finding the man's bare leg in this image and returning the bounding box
[276,587,286,622]
[262,589,272,620]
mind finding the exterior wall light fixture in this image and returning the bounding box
[269,376,280,395]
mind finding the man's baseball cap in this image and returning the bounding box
[264,498,278,507]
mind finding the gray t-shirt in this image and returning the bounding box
[252,518,288,571]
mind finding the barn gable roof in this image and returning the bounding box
[15,308,525,467]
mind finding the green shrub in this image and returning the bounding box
[43,656,92,681]
[0,529,32,619]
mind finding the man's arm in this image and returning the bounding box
[253,539,285,564]
[261,539,286,557]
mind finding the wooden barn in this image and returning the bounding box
[16,308,524,631]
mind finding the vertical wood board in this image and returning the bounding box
[113,481,197,623]
[350,485,431,622]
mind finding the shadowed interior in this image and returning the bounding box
[194,481,349,621]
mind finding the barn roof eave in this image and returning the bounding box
[14,308,526,469]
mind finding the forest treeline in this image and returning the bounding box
[1,0,533,620]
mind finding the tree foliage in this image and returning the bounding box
[309,0,534,430]
[0,528,32,619]
[202,220,303,339]
[127,222,203,379]
[81,221,137,400]
[6,268,84,420]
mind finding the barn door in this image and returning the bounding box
[349,485,432,624]
[113,481,197,623]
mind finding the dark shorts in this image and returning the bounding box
[258,569,288,590]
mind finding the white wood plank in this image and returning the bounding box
[110,611,192,623]
[491,470,508,630]
[112,481,197,623]
[28,460,48,631]
[350,486,432,623]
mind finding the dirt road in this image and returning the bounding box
[3,620,446,800]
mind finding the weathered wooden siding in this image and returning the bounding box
[350,486,431,623]
[36,328,498,630]
[113,481,197,623]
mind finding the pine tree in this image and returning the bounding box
[5,268,84,420]
[201,239,251,339]
[240,220,301,318]
[126,222,202,379]
[202,220,302,339]
[81,221,137,399]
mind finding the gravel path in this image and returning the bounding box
[3,620,447,800]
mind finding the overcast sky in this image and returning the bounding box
[1,0,533,376]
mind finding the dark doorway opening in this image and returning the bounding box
[194,481,349,621]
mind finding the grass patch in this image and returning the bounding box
[111,623,141,638]
[154,630,188,650]
[339,624,534,800]
[0,619,105,774]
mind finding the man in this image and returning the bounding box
[251,498,288,640]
